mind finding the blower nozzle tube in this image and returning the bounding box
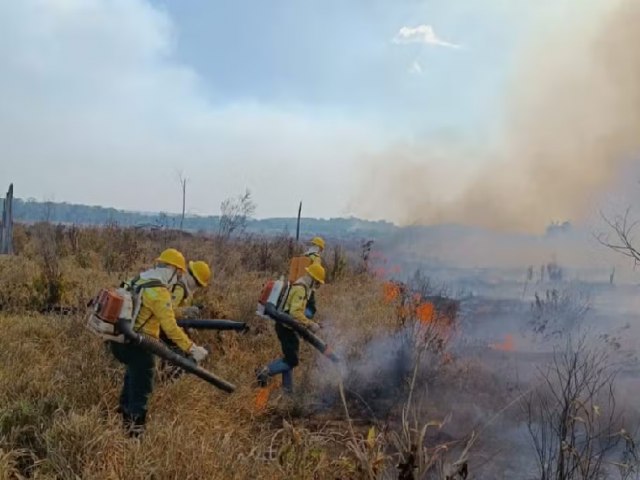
[177,319,247,331]
[264,303,340,363]
[117,319,236,393]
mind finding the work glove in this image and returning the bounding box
[306,321,321,333]
[181,306,201,319]
[189,344,208,363]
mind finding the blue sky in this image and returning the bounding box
[0,0,608,221]
[155,0,516,134]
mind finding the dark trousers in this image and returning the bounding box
[265,323,300,392]
[110,342,155,432]
[275,322,300,368]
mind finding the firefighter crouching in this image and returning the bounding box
[159,260,212,382]
[256,263,325,394]
[110,249,209,437]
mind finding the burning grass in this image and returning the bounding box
[2,224,635,478]
[0,225,475,479]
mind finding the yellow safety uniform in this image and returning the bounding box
[171,282,193,320]
[283,283,313,327]
[134,283,193,352]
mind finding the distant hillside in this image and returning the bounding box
[4,198,397,239]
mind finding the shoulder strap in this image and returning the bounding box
[133,278,165,294]
[130,279,166,333]
[171,280,187,294]
[120,274,140,289]
[292,282,309,297]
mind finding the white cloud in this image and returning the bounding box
[408,60,423,75]
[0,0,385,218]
[392,25,461,49]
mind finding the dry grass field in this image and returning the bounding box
[0,223,474,479]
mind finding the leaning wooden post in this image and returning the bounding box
[1,184,14,255]
[295,201,302,242]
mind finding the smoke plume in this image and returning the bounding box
[355,0,640,233]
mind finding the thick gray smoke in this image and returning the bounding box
[355,0,640,233]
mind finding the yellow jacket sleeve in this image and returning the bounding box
[147,287,193,352]
[285,284,310,325]
[171,284,192,320]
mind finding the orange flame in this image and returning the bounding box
[490,334,515,352]
[416,302,435,324]
[382,282,401,303]
[254,381,279,413]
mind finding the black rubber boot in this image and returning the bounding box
[130,413,146,438]
[122,412,146,438]
[255,366,270,388]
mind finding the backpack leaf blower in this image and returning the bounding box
[177,319,248,332]
[264,303,339,363]
[117,318,236,393]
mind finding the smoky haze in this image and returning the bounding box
[355,0,640,233]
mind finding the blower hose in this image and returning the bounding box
[117,318,236,393]
[264,303,340,363]
[177,319,248,331]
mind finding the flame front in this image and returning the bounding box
[490,334,515,352]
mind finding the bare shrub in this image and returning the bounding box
[522,335,624,480]
[328,244,348,282]
[530,288,591,340]
[598,208,640,266]
[218,189,256,239]
[31,222,65,309]
[241,233,293,274]
[101,221,141,275]
[357,239,374,274]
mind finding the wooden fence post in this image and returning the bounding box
[295,201,302,242]
[1,184,14,255]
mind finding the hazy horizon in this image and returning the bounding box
[2,1,638,232]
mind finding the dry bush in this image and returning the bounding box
[522,335,625,480]
[100,221,143,275]
[30,222,65,308]
[0,255,40,311]
[327,244,348,282]
[530,288,591,340]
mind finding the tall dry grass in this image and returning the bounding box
[0,224,469,479]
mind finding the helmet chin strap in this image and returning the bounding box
[167,268,179,286]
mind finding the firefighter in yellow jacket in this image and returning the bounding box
[171,260,212,319]
[159,260,212,381]
[256,263,325,394]
[110,248,208,437]
[304,237,325,318]
[305,236,325,265]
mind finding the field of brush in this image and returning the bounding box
[1,223,640,479]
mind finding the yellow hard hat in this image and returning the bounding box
[305,263,326,284]
[156,248,186,272]
[188,260,212,287]
[311,236,325,250]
